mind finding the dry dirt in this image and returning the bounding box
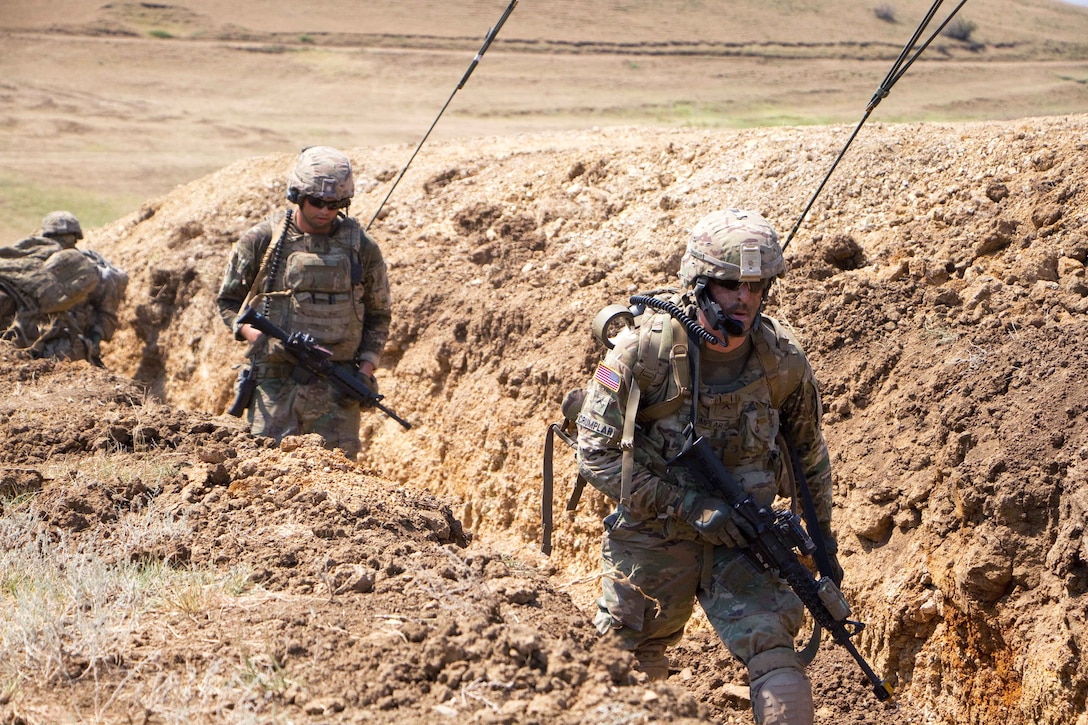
[4,0,1088,241]
[4,2,1088,725]
[3,112,1088,724]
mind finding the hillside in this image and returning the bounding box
[2,112,1086,723]
[4,0,1088,241]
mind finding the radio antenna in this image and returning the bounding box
[366,0,519,231]
[783,0,970,251]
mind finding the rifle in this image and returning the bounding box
[234,306,412,430]
[670,436,893,702]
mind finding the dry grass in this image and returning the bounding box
[2,1,1088,241]
[0,457,258,721]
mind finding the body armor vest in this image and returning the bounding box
[254,215,367,362]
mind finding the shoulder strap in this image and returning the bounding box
[638,315,691,420]
[241,210,292,314]
[752,315,807,409]
[541,390,589,555]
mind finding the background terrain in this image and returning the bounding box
[3,0,1088,241]
[2,1,1088,724]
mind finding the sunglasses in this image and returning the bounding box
[305,196,351,210]
[715,278,771,293]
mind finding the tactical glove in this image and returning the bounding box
[357,370,379,397]
[663,488,756,548]
[821,537,844,586]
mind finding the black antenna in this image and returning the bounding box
[366,0,519,231]
[782,0,970,251]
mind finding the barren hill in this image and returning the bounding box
[3,112,1086,723]
[5,0,1088,242]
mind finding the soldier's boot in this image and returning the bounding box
[633,644,670,682]
[750,667,814,725]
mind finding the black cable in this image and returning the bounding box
[366,0,519,231]
[261,209,292,316]
[782,0,970,251]
[629,294,719,346]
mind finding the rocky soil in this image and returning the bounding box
[3,113,1088,724]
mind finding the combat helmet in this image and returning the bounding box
[41,211,84,241]
[286,146,354,204]
[678,208,786,289]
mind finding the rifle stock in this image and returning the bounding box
[236,307,411,430]
[670,437,893,702]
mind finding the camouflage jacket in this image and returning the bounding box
[576,312,834,540]
[216,210,391,367]
[78,250,127,344]
[0,238,124,353]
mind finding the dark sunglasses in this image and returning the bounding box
[305,196,351,210]
[716,278,771,293]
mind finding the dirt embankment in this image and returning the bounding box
[3,114,1088,724]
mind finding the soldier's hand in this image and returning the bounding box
[356,369,379,397]
[681,494,756,548]
[825,547,844,587]
[239,323,263,344]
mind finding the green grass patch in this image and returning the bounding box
[0,174,142,242]
[149,29,174,39]
[640,101,819,129]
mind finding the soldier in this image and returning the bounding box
[0,211,125,363]
[575,209,841,725]
[39,210,85,251]
[216,146,392,459]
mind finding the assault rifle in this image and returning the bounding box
[670,437,893,702]
[232,307,411,430]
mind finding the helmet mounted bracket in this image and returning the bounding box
[739,242,762,281]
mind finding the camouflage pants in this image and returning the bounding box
[595,509,806,674]
[33,328,95,363]
[249,371,362,459]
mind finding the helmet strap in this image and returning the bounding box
[751,278,777,332]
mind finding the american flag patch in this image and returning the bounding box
[593,363,622,392]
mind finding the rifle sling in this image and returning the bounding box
[782,425,836,581]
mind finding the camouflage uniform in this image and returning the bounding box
[576,209,835,725]
[0,212,125,362]
[216,203,391,458]
[33,249,128,364]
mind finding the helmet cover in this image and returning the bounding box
[41,211,84,240]
[678,209,785,288]
[287,146,354,202]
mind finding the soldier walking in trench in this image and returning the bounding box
[216,146,392,459]
[574,209,842,724]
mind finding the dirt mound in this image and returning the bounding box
[0,343,714,723]
[3,113,1088,723]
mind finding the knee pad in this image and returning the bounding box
[750,667,814,725]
